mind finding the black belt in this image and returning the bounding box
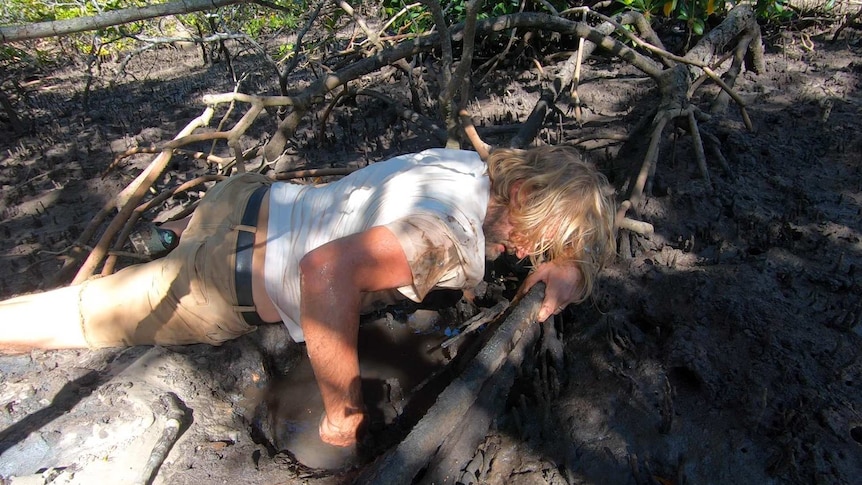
[234,185,269,326]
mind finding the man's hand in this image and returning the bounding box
[319,411,365,447]
[518,260,583,322]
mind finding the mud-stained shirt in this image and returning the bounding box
[264,148,490,342]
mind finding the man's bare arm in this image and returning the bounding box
[298,226,413,447]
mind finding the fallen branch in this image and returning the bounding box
[136,392,188,485]
[355,283,546,483]
[420,315,538,483]
[106,148,233,175]
[440,300,509,352]
[71,106,215,285]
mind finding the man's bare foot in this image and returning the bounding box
[319,412,364,447]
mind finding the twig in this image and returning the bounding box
[572,37,585,124]
[617,216,655,236]
[379,2,423,38]
[687,109,710,185]
[106,148,232,176]
[318,86,350,145]
[630,111,671,210]
[337,0,381,49]
[275,0,325,95]
[441,300,509,350]
[615,200,654,236]
[459,110,491,159]
[211,74,249,167]
[475,24,520,86]
[709,33,754,114]
[274,167,357,180]
[136,392,188,485]
[357,89,447,143]
[832,7,862,41]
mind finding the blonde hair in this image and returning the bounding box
[486,145,616,302]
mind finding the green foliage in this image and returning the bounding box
[0,0,148,24]
[381,0,526,34]
[1,0,306,63]
[616,0,724,35]
[183,2,303,37]
[2,0,152,59]
[275,42,295,59]
[615,0,672,20]
[616,0,797,36]
[752,0,795,22]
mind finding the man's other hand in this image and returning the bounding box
[519,260,583,322]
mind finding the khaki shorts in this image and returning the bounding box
[81,172,272,347]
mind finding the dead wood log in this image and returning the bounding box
[354,283,546,484]
[441,300,510,352]
[420,301,542,484]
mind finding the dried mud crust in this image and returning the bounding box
[1,26,861,485]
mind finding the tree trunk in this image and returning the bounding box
[657,4,759,113]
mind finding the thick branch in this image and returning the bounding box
[355,284,546,483]
[0,0,246,43]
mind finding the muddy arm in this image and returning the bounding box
[299,226,413,447]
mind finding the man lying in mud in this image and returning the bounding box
[0,145,616,448]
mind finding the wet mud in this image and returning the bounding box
[0,22,861,485]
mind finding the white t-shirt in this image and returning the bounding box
[264,148,490,342]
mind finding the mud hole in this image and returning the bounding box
[1,23,861,485]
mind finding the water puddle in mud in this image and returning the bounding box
[251,312,457,470]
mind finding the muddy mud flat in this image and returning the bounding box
[0,306,463,481]
[1,23,862,485]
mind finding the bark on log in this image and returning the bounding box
[420,300,542,483]
[354,283,546,484]
[0,0,246,43]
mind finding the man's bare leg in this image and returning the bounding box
[0,284,89,353]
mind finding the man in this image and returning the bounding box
[0,145,616,447]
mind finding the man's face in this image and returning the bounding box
[482,203,528,261]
